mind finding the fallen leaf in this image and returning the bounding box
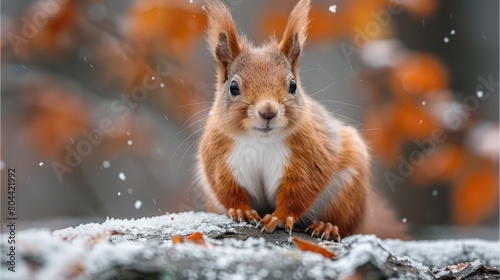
[292,236,335,259]
[172,235,183,245]
[186,231,206,246]
[172,231,206,246]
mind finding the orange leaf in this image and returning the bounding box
[453,169,499,225]
[306,8,344,40]
[391,54,448,97]
[393,101,437,139]
[91,42,140,91]
[186,231,206,246]
[292,237,335,259]
[25,82,88,160]
[172,235,183,245]
[412,144,465,185]
[172,232,206,246]
[13,1,81,60]
[400,0,439,18]
[258,0,388,43]
[128,0,206,59]
[345,0,388,36]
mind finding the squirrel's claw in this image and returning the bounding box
[305,221,318,233]
[236,209,244,223]
[260,214,278,233]
[331,225,341,243]
[260,214,295,235]
[228,208,236,220]
[306,221,341,242]
[310,221,325,238]
[228,208,261,225]
[285,216,294,235]
[244,209,261,225]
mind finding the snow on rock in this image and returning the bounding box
[384,238,499,268]
[53,211,239,243]
[1,212,499,280]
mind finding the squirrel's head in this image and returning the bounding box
[205,0,310,137]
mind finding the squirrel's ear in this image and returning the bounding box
[205,0,241,83]
[279,0,310,73]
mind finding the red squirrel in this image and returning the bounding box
[197,0,397,241]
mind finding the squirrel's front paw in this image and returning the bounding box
[260,214,294,235]
[305,221,340,242]
[228,208,261,225]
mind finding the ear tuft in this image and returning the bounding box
[205,0,241,82]
[279,0,310,72]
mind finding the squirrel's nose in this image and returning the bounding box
[259,110,277,121]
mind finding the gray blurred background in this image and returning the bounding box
[1,0,498,239]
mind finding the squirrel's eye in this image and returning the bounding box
[229,81,240,96]
[289,79,297,94]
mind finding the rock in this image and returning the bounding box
[1,212,498,279]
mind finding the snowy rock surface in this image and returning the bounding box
[1,212,498,279]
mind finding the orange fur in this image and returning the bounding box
[198,0,402,239]
[199,130,252,211]
[279,0,310,72]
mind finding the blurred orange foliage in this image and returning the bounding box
[128,0,207,60]
[399,0,439,18]
[2,0,496,227]
[412,144,466,185]
[259,0,387,42]
[362,50,498,225]
[13,1,81,60]
[259,0,438,43]
[453,168,499,225]
[24,81,88,160]
[364,53,448,160]
[391,54,449,97]
[393,101,437,139]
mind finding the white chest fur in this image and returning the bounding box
[226,135,290,208]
